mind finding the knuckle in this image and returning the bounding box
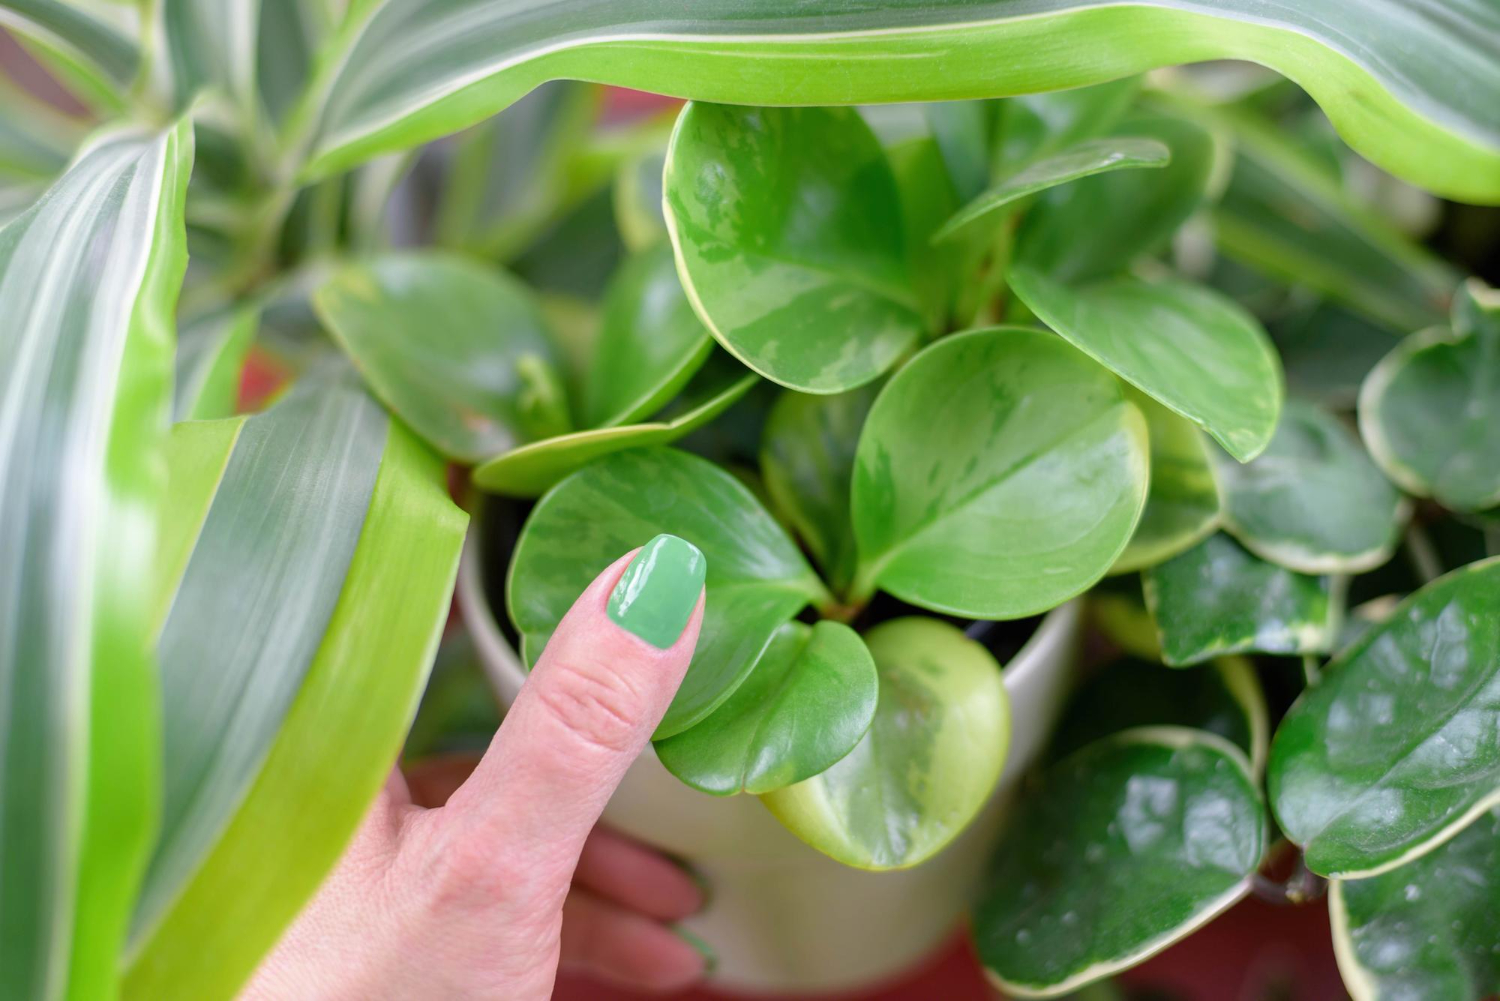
[533,658,649,756]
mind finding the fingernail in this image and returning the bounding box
[607,534,706,648]
[671,925,718,976]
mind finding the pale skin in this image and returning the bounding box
[243,549,709,999]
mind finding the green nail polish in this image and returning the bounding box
[670,925,718,976]
[607,534,706,648]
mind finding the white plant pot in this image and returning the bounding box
[458,536,1081,995]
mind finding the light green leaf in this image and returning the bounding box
[1012,114,1215,282]
[1144,533,1338,667]
[613,148,667,253]
[763,617,1009,870]
[851,327,1148,617]
[1111,387,1222,574]
[0,120,192,1001]
[975,727,1265,998]
[508,447,828,739]
[1330,807,1500,1001]
[760,383,877,595]
[655,620,878,796]
[472,355,756,497]
[0,0,138,113]
[1358,280,1500,512]
[313,250,572,463]
[1216,399,1408,573]
[934,137,1170,243]
[300,1,1500,204]
[0,71,82,181]
[1010,269,1282,462]
[1267,557,1500,879]
[885,135,965,333]
[583,242,711,428]
[662,103,922,393]
[922,100,995,201]
[993,77,1142,174]
[126,396,466,1000]
[174,304,257,420]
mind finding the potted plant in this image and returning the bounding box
[2,4,1497,1001]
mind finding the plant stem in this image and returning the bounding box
[1403,521,1442,583]
[1301,654,1321,687]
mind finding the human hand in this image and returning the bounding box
[243,536,710,1000]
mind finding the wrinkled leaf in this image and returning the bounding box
[1112,387,1221,574]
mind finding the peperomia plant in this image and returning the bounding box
[1,2,1498,1000]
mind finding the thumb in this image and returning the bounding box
[443,534,706,871]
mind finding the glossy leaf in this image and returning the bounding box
[0,122,192,1001]
[1330,807,1500,1001]
[655,620,878,796]
[473,356,756,497]
[975,727,1265,998]
[1144,534,1337,667]
[126,399,466,1000]
[934,137,1170,243]
[1217,399,1408,573]
[851,328,1148,617]
[300,1,1500,204]
[1268,558,1500,878]
[508,447,827,738]
[174,305,257,420]
[582,243,712,428]
[1112,387,1222,574]
[1050,657,1268,775]
[313,250,571,463]
[663,103,922,393]
[1012,114,1215,282]
[1358,280,1500,512]
[760,383,878,594]
[993,77,1142,173]
[1010,269,1282,463]
[763,617,1009,870]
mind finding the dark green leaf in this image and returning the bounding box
[1268,557,1500,878]
[1112,386,1221,574]
[655,620,878,796]
[663,103,923,392]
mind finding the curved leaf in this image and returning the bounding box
[613,148,667,253]
[473,357,756,497]
[934,137,1170,243]
[762,617,1009,870]
[1216,400,1408,574]
[1010,269,1282,462]
[1112,387,1222,574]
[851,327,1149,618]
[662,103,922,393]
[508,447,828,738]
[160,0,258,113]
[583,242,711,428]
[1268,558,1500,878]
[1330,807,1500,1001]
[994,77,1142,173]
[886,134,965,332]
[655,620,878,796]
[313,250,571,463]
[1358,280,1500,512]
[975,727,1265,998]
[0,0,138,112]
[1144,533,1338,668]
[126,404,466,1000]
[300,1,1500,204]
[0,121,192,1001]
[174,305,258,421]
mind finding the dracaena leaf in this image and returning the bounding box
[299,1,1500,203]
[173,304,258,421]
[0,0,139,113]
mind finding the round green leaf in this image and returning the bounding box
[762,617,1009,870]
[662,103,923,393]
[654,620,878,796]
[1012,113,1215,283]
[314,251,571,463]
[1010,269,1283,463]
[1268,557,1500,878]
[1144,533,1338,668]
[1330,807,1500,1001]
[851,328,1149,618]
[475,355,756,497]
[975,727,1266,998]
[1217,399,1408,574]
[507,447,827,738]
[759,383,879,594]
[934,136,1170,243]
[1358,280,1500,512]
[1111,386,1222,574]
[582,243,712,428]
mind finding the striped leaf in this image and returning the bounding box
[0,120,193,1001]
[157,0,260,115]
[299,1,1500,203]
[0,0,138,112]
